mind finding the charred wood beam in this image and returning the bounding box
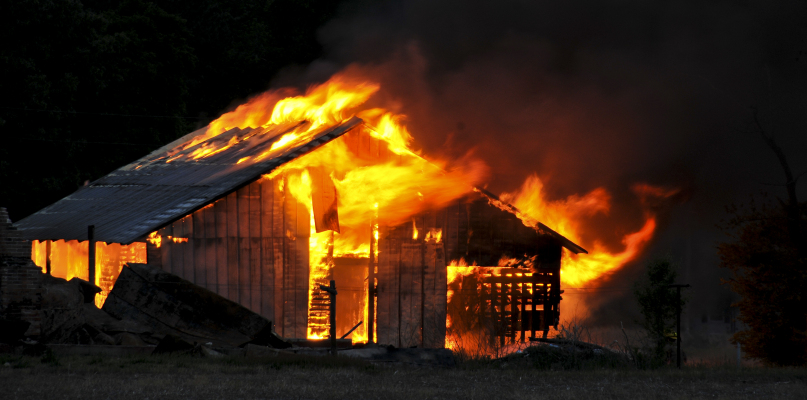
[368,219,376,343]
[319,280,337,355]
[341,321,363,339]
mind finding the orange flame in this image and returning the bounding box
[157,69,674,344]
[500,175,675,288]
[194,74,482,342]
[147,231,162,248]
[272,140,485,342]
[177,75,380,157]
[447,258,477,285]
[425,228,442,243]
[146,232,188,248]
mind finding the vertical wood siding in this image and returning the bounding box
[150,173,310,338]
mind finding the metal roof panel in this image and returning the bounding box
[16,117,363,243]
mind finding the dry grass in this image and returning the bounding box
[1,352,806,399]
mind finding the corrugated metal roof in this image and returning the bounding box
[16,117,363,244]
[16,114,586,254]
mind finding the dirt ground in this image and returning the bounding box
[1,353,806,400]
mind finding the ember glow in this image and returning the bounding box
[146,231,188,248]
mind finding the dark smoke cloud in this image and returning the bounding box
[279,0,807,326]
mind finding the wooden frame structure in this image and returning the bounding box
[23,118,585,346]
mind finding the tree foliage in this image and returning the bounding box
[0,0,342,221]
[633,258,683,365]
[718,198,807,366]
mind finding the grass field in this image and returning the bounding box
[1,352,806,400]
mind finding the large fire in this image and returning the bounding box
[29,71,670,346]
[181,73,486,342]
[187,72,671,343]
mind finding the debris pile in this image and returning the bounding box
[1,262,290,356]
[103,263,288,350]
[2,258,455,366]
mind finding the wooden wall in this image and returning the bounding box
[145,174,310,338]
[376,209,449,348]
[142,125,396,340]
[374,193,567,347]
[138,125,565,347]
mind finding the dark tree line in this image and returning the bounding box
[719,123,807,366]
[0,0,343,221]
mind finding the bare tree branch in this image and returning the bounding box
[752,108,805,257]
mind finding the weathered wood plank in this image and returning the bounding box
[260,238,273,321]
[249,236,262,313]
[272,237,284,336]
[293,237,309,339]
[282,238,295,337]
[444,201,460,262]
[422,242,438,348]
[457,199,469,259]
[434,238,447,348]
[282,175,297,338]
[391,232,403,347]
[281,173,311,339]
[400,242,423,347]
[146,235,162,271]
[159,225,172,273]
[270,176,285,335]
[237,186,252,311]
[214,197,228,298]
[271,176,285,237]
[376,225,390,345]
[182,216,194,283]
[260,178,274,321]
[170,222,183,278]
[249,182,262,313]
[204,205,217,293]
[193,206,206,288]
[226,191,239,303]
[399,242,414,347]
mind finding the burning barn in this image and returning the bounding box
[16,76,586,349]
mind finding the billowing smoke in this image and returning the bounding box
[270,0,807,328]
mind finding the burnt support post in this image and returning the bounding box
[320,280,337,355]
[368,221,376,343]
[668,283,690,369]
[88,225,96,289]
